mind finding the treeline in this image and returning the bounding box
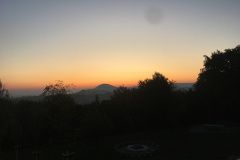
[0,45,240,149]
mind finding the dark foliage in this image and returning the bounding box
[194,45,240,122]
[0,80,9,99]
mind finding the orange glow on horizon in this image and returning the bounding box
[5,75,197,90]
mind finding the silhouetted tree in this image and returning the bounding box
[195,45,240,94]
[42,80,75,105]
[139,72,174,91]
[0,80,9,99]
[104,72,179,130]
[138,72,174,103]
[0,80,11,150]
[194,45,240,121]
[136,72,176,127]
[41,81,76,144]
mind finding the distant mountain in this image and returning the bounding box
[94,84,117,92]
[175,83,194,90]
[74,84,116,95]
[72,84,117,104]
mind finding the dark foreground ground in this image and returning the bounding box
[1,126,240,160]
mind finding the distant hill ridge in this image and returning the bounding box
[175,83,194,90]
[73,84,116,95]
[92,83,194,91]
[94,83,117,92]
[74,83,193,95]
[12,83,194,104]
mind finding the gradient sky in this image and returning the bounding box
[1,0,240,92]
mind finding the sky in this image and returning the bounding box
[1,0,240,95]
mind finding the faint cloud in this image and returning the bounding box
[145,6,163,25]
